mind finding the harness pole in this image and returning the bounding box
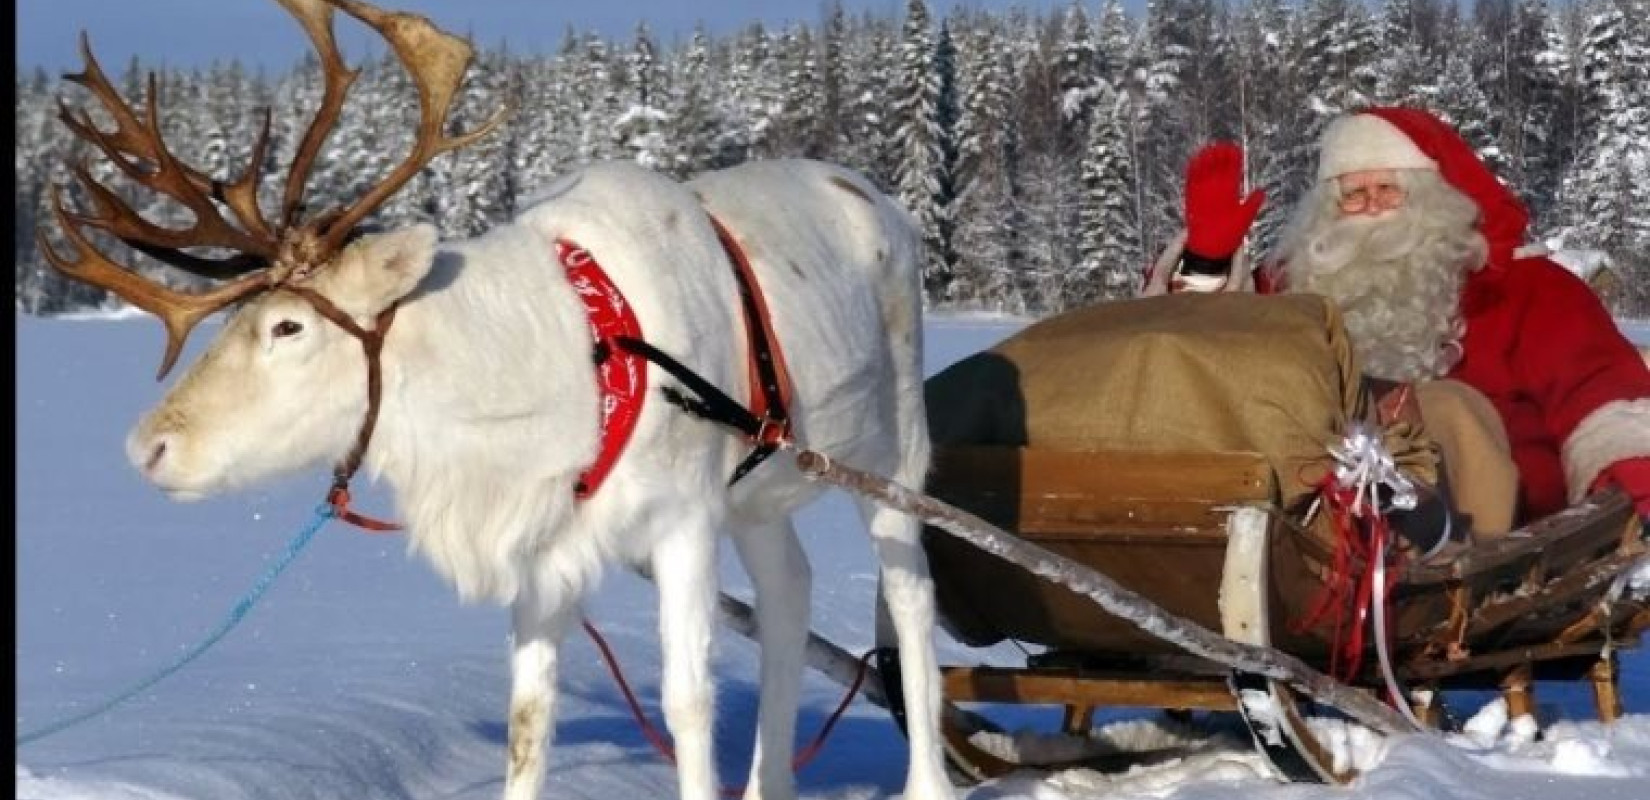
[794,448,1418,736]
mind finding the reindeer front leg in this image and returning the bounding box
[505,592,576,800]
[730,520,810,800]
[652,523,722,800]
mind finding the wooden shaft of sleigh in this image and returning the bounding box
[795,448,1419,736]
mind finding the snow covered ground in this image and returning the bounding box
[15,311,1650,800]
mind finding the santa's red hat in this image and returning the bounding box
[1316,106,1531,270]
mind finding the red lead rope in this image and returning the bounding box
[326,484,403,532]
[581,620,872,796]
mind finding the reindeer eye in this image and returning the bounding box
[271,320,304,338]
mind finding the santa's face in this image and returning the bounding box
[1334,169,1407,217]
[1279,169,1488,382]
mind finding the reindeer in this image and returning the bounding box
[36,2,954,799]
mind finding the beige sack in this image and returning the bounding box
[927,293,1437,508]
[1413,379,1518,536]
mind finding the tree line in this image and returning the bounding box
[15,0,1650,317]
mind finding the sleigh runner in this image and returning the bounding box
[820,292,1649,784]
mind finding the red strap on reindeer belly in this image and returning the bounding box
[559,241,647,500]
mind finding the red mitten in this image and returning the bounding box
[1184,142,1265,260]
[1590,456,1650,516]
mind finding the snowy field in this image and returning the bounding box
[15,310,1650,800]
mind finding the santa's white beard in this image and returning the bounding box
[1280,178,1488,382]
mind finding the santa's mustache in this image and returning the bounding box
[1305,209,1428,277]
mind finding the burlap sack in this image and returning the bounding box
[1413,379,1518,535]
[927,292,1432,508]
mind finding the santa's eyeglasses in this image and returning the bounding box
[1336,178,1407,214]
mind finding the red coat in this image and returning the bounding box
[1442,256,1650,518]
[1259,254,1650,521]
[1254,107,1650,521]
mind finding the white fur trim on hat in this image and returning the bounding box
[1318,114,1439,181]
[1562,397,1650,503]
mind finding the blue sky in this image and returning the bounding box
[16,0,1118,74]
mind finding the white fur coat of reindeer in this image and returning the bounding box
[38,3,953,800]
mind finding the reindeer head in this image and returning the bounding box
[37,0,507,500]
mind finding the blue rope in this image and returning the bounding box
[17,504,336,747]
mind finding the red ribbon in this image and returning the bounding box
[1292,477,1399,683]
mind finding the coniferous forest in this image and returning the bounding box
[14,0,1650,317]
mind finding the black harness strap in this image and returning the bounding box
[608,335,784,486]
[577,214,788,484]
[590,214,793,487]
[706,216,793,471]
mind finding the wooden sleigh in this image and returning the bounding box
[777,294,1646,785]
[880,443,1649,784]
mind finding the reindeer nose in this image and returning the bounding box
[146,440,169,472]
[128,430,173,477]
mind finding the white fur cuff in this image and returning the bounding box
[1562,397,1650,503]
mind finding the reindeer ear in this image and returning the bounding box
[322,224,439,317]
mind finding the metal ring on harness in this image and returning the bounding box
[755,415,790,449]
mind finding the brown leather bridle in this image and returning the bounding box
[283,286,401,529]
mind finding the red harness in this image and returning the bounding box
[558,219,793,499]
[558,241,648,500]
[708,214,794,450]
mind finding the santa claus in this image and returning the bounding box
[1156,106,1650,525]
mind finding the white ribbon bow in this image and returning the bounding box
[1328,420,1419,516]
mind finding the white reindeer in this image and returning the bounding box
[37,2,953,800]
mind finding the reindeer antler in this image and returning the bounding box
[313,0,511,252]
[37,187,274,379]
[37,0,511,380]
[55,36,280,271]
[274,0,359,231]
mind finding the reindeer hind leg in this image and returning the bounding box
[855,494,955,800]
[729,519,810,800]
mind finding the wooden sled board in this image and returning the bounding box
[922,445,1333,656]
[911,443,1645,785]
[922,444,1647,668]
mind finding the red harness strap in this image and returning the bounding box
[327,484,403,532]
[558,216,796,499]
[559,241,648,500]
[707,215,794,449]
